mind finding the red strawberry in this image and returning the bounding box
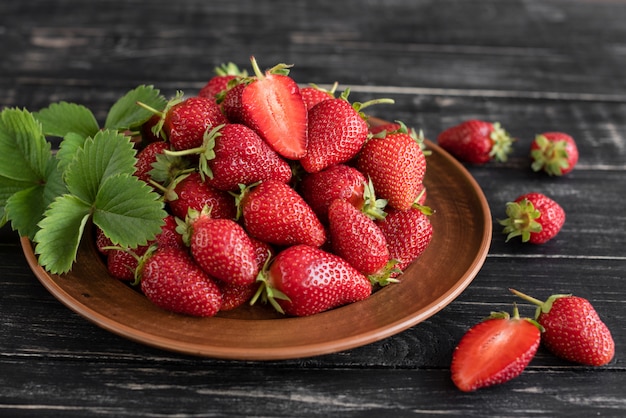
[138,246,222,317]
[105,214,184,281]
[163,96,228,151]
[300,82,337,110]
[237,180,326,247]
[253,244,372,316]
[510,289,615,366]
[140,114,164,145]
[327,198,390,276]
[218,281,259,311]
[299,164,368,224]
[168,123,292,191]
[437,120,514,164]
[369,121,401,135]
[451,305,542,392]
[376,206,433,273]
[134,141,170,184]
[180,208,259,286]
[221,82,247,124]
[357,125,427,211]
[95,227,113,255]
[499,192,565,244]
[249,236,275,270]
[107,245,149,281]
[530,132,579,176]
[198,62,248,101]
[240,56,308,159]
[167,172,236,220]
[301,92,393,173]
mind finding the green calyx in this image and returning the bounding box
[339,88,395,120]
[530,134,570,176]
[487,122,515,163]
[214,62,248,78]
[249,55,293,79]
[367,259,402,287]
[498,198,542,242]
[250,254,291,315]
[163,123,226,181]
[486,303,544,331]
[136,90,184,141]
[361,177,388,220]
[509,288,572,321]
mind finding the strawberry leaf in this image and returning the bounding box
[92,173,166,248]
[63,130,137,203]
[33,194,92,274]
[33,102,100,139]
[0,109,68,239]
[0,108,51,183]
[55,131,89,173]
[104,85,167,131]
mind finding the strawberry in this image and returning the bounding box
[369,121,401,136]
[300,82,337,110]
[140,114,165,145]
[376,206,433,273]
[167,172,236,220]
[163,96,228,151]
[167,123,292,191]
[356,124,427,211]
[510,289,615,366]
[218,281,259,311]
[105,214,183,281]
[240,56,308,159]
[198,62,248,101]
[138,246,222,317]
[180,208,259,286]
[437,120,514,164]
[530,132,579,176]
[298,164,368,224]
[95,227,113,255]
[451,305,542,392]
[253,244,372,316]
[327,198,390,277]
[249,236,275,270]
[134,141,170,184]
[499,192,565,244]
[107,245,149,281]
[221,82,247,124]
[237,180,326,247]
[300,91,393,173]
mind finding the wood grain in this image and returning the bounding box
[1,0,625,416]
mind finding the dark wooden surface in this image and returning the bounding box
[1,0,625,416]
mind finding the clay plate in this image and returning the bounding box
[21,118,492,360]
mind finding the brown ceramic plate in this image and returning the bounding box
[21,118,492,360]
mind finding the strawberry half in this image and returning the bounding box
[240,56,308,160]
[451,305,542,392]
[510,289,615,366]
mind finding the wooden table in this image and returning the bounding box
[1,0,624,416]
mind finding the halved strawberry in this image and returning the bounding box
[451,305,542,392]
[240,56,308,160]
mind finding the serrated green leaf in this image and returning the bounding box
[64,130,137,203]
[0,108,51,183]
[33,194,92,274]
[104,85,167,131]
[33,102,99,139]
[3,157,66,240]
[92,174,166,248]
[56,131,88,174]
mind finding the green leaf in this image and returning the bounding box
[64,130,137,203]
[33,102,100,139]
[33,194,92,274]
[55,131,88,174]
[92,174,166,248]
[3,158,66,240]
[104,85,167,131]
[0,108,51,183]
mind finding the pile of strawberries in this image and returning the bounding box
[97,57,433,318]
